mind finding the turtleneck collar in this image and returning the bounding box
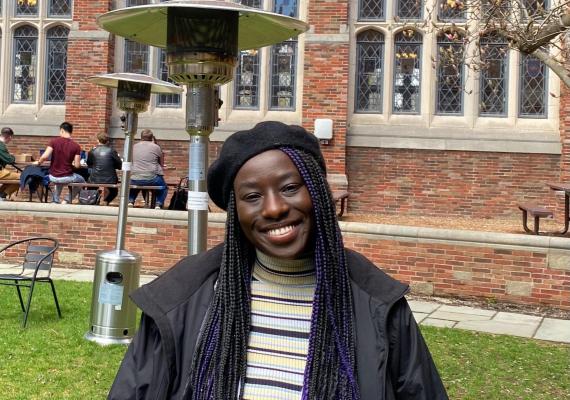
[253,250,315,286]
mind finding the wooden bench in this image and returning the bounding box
[518,203,553,235]
[67,182,163,208]
[333,191,349,218]
[0,179,50,202]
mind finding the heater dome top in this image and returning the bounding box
[87,73,183,94]
[97,0,309,51]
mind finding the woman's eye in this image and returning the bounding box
[283,184,301,193]
[243,193,261,202]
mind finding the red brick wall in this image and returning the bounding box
[343,234,570,309]
[302,0,349,176]
[1,211,568,310]
[347,147,561,218]
[64,0,113,144]
[560,85,570,182]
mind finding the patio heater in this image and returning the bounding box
[98,0,309,256]
[84,73,181,345]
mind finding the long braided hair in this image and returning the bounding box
[186,147,359,399]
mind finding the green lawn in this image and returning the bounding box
[0,281,568,399]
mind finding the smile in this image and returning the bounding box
[267,224,295,237]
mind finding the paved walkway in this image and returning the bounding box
[1,264,569,344]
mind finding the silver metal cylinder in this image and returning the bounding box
[185,83,218,136]
[85,249,141,345]
[116,111,138,251]
[187,134,209,255]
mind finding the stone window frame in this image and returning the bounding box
[115,0,183,114]
[0,1,72,113]
[229,0,303,115]
[44,24,69,104]
[348,0,559,154]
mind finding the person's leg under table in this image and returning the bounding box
[68,173,86,202]
[49,174,84,203]
[0,170,21,199]
[152,175,168,209]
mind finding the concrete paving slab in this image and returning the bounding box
[456,320,538,338]
[0,264,19,273]
[50,268,85,278]
[421,318,456,328]
[534,318,570,343]
[437,305,497,317]
[429,310,495,322]
[493,312,543,324]
[56,269,95,282]
[140,275,158,286]
[413,312,428,324]
[408,300,440,314]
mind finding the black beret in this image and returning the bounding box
[207,121,326,210]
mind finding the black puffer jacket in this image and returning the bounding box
[108,244,448,400]
[87,145,122,184]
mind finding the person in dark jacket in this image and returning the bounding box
[108,121,448,400]
[87,132,122,206]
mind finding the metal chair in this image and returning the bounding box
[0,237,61,328]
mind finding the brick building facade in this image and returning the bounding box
[1,0,570,310]
[3,0,567,219]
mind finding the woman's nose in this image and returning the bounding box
[261,192,288,219]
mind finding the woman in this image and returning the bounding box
[108,121,448,400]
[87,132,122,206]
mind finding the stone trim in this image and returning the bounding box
[2,202,569,251]
[68,30,110,40]
[348,125,562,154]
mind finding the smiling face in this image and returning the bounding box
[233,149,314,260]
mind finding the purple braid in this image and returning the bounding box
[281,147,359,399]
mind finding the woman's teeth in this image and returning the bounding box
[268,225,294,236]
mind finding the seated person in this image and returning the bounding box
[87,132,122,206]
[34,122,85,204]
[129,129,167,209]
[0,127,20,201]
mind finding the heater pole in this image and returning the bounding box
[187,135,209,255]
[116,111,138,251]
[184,83,218,255]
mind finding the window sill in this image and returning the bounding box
[348,124,561,154]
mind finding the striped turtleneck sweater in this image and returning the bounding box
[242,251,316,400]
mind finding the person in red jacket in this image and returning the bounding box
[34,122,85,204]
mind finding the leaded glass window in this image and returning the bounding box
[16,0,38,16]
[13,26,38,103]
[519,54,547,117]
[124,39,149,74]
[522,0,548,19]
[269,40,297,110]
[45,26,69,104]
[479,34,508,116]
[241,0,262,8]
[393,29,422,114]
[127,0,148,6]
[234,50,260,109]
[436,30,464,115]
[397,0,422,20]
[274,0,297,17]
[355,30,384,113]
[49,0,72,16]
[438,0,465,21]
[359,0,384,20]
[157,49,181,107]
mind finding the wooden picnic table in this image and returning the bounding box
[546,182,570,234]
